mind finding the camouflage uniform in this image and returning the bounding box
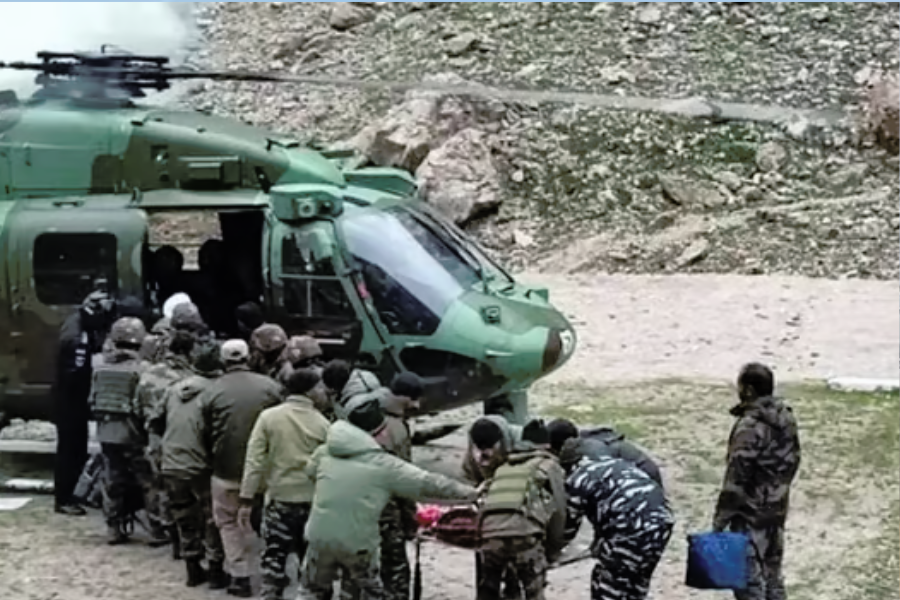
[300,545,383,600]
[90,318,166,543]
[564,454,674,600]
[477,448,568,600]
[260,500,312,600]
[249,324,289,380]
[713,396,801,600]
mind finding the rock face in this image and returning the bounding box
[348,73,509,225]
[329,3,375,31]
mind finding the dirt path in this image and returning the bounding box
[517,272,900,385]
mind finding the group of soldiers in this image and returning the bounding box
[51,285,802,600]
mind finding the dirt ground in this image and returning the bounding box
[1,273,898,600]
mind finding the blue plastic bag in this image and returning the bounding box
[685,531,750,591]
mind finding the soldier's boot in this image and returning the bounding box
[208,561,230,590]
[107,522,130,546]
[169,526,182,560]
[227,576,253,598]
[185,559,208,588]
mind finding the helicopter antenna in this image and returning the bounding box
[0,48,846,125]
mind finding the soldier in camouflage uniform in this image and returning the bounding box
[138,303,211,557]
[239,368,330,600]
[152,343,227,589]
[89,317,169,545]
[371,373,426,600]
[476,421,568,600]
[712,363,801,600]
[561,443,674,600]
[249,323,290,380]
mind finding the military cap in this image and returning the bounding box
[250,324,289,354]
[109,317,147,347]
[221,339,250,363]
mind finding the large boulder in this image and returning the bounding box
[861,69,899,155]
[416,128,502,226]
[348,73,509,225]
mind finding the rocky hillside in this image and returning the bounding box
[178,2,899,280]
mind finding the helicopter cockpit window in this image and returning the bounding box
[340,206,480,336]
[280,232,352,319]
[33,232,118,306]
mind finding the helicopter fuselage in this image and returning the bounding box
[0,95,577,423]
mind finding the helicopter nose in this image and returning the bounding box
[542,326,577,373]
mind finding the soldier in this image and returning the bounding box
[137,327,201,558]
[299,408,478,600]
[276,336,325,379]
[152,343,227,589]
[200,339,284,598]
[238,368,330,600]
[371,373,424,600]
[53,289,115,516]
[546,419,664,488]
[712,363,801,600]
[249,323,290,380]
[561,446,674,600]
[234,302,266,342]
[89,317,169,545]
[477,420,568,600]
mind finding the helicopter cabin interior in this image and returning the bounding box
[139,196,364,362]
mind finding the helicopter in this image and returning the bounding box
[0,48,577,429]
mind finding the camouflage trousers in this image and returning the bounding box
[478,535,547,600]
[100,442,166,532]
[299,544,384,600]
[164,475,224,563]
[147,436,172,528]
[260,500,312,600]
[591,519,673,600]
[732,524,786,600]
[379,501,412,600]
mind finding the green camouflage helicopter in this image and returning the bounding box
[0,48,576,427]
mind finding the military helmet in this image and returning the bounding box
[170,302,206,332]
[282,335,323,366]
[109,317,147,348]
[250,324,289,354]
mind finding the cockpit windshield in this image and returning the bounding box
[340,205,482,336]
[413,203,515,287]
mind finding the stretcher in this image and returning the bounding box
[412,504,593,600]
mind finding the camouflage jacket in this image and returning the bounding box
[139,354,195,436]
[713,396,801,530]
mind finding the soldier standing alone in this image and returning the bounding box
[712,363,801,600]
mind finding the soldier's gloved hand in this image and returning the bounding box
[237,497,255,533]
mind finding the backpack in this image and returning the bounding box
[478,452,555,530]
[90,363,142,418]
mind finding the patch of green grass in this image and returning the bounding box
[531,380,900,598]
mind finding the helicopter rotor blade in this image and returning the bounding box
[162,68,844,125]
[0,59,845,125]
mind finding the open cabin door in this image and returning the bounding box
[6,200,148,394]
[268,220,368,362]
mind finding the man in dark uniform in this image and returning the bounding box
[53,289,115,516]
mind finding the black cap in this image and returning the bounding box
[391,372,424,399]
[348,399,386,434]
